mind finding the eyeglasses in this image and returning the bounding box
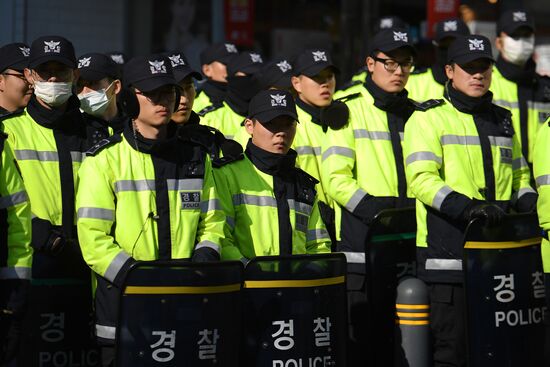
[2,72,29,83]
[135,88,176,104]
[373,56,414,73]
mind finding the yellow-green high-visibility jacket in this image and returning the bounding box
[406,68,445,102]
[0,134,32,282]
[213,149,331,261]
[404,98,534,283]
[200,101,245,139]
[532,117,550,273]
[334,80,364,100]
[193,90,213,114]
[491,63,550,163]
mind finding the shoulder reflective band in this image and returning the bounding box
[124,283,241,294]
[494,100,520,110]
[0,190,28,209]
[244,276,345,289]
[15,150,58,161]
[295,146,322,156]
[353,129,391,140]
[440,135,480,146]
[464,237,541,249]
[166,178,204,191]
[322,146,354,161]
[114,179,156,192]
[232,193,277,207]
[395,303,430,326]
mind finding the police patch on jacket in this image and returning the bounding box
[86,134,122,156]
[181,191,201,209]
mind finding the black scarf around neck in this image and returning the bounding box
[295,97,322,125]
[444,83,493,114]
[496,56,537,86]
[364,74,413,116]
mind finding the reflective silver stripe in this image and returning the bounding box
[307,228,330,242]
[512,157,528,170]
[345,188,368,212]
[195,240,220,254]
[322,146,354,161]
[528,101,550,110]
[77,207,114,221]
[353,129,391,140]
[425,258,462,271]
[405,151,442,166]
[0,267,31,280]
[226,216,235,229]
[96,324,116,340]
[342,251,365,264]
[166,178,204,191]
[114,179,155,192]
[104,251,131,283]
[287,199,313,215]
[494,100,519,110]
[440,135,480,146]
[516,187,537,199]
[432,185,453,211]
[295,146,321,156]
[399,132,404,141]
[232,194,277,207]
[200,198,222,213]
[15,149,58,161]
[488,136,513,148]
[0,190,28,209]
[536,174,550,187]
[225,135,234,140]
[240,257,250,265]
[70,151,86,163]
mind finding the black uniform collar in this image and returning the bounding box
[224,92,248,116]
[0,106,9,116]
[364,74,411,114]
[186,111,201,125]
[26,94,82,129]
[295,97,322,126]
[201,80,227,102]
[444,83,493,114]
[496,56,537,86]
[245,140,296,178]
[123,120,179,154]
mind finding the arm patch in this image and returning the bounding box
[410,99,445,112]
[198,103,223,117]
[86,135,122,156]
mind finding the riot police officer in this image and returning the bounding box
[0,43,32,115]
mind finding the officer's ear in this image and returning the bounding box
[244,118,255,135]
[495,33,505,52]
[0,73,5,91]
[291,76,302,94]
[445,64,454,80]
[112,79,122,95]
[202,64,212,78]
[173,86,181,113]
[366,56,376,73]
[24,68,34,85]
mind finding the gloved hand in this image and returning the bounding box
[353,196,396,225]
[192,247,220,262]
[515,192,538,213]
[462,200,505,226]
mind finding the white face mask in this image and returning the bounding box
[78,82,115,117]
[34,81,73,107]
[535,45,550,77]
[501,34,535,66]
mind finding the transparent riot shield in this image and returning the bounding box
[464,213,546,367]
[243,253,347,367]
[115,260,243,366]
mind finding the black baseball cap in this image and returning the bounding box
[77,53,120,81]
[29,35,76,69]
[200,42,239,65]
[370,28,416,56]
[248,90,298,123]
[293,49,339,77]
[376,16,408,32]
[257,59,293,89]
[164,51,202,82]
[124,55,177,92]
[227,51,264,76]
[497,9,535,36]
[106,51,127,65]
[0,43,30,72]
[447,35,495,65]
[435,18,471,43]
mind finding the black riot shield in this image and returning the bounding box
[243,253,347,367]
[18,278,99,367]
[364,208,417,367]
[115,260,243,367]
[464,213,546,367]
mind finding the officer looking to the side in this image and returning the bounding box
[193,42,238,113]
[407,18,470,101]
[77,53,124,140]
[77,55,226,366]
[214,90,331,261]
[0,137,32,366]
[321,28,419,366]
[164,50,203,125]
[0,43,32,115]
[404,35,535,367]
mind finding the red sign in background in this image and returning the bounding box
[427,0,460,38]
[225,0,255,47]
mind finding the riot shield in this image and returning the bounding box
[243,253,347,367]
[364,208,418,367]
[115,260,243,366]
[464,213,546,367]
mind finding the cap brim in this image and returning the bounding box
[255,110,298,123]
[7,60,29,72]
[218,54,236,65]
[452,54,495,65]
[173,68,203,82]
[299,64,340,78]
[376,44,417,56]
[502,23,535,35]
[132,76,178,92]
[79,69,109,82]
[29,55,75,69]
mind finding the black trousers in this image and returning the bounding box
[428,283,467,367]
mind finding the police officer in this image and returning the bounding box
[193,42,238,113]
[404,35,535,366]
[407,18,470,101]
[77,53,124,140]
[321,28,418,365]
[76,55,226,366]
[200,51,264,139]
[0,43,32,115]
[492,9,550,163]
[214,90,330,261]
[164,50,203,125]
[0,137,32,365]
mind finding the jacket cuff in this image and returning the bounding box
[439,191,472,221]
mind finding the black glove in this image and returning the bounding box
[31,218,66,255]
[462,200,505,226]
[192,247,220,262]
[515,192,538,213]
[352,195,396,225]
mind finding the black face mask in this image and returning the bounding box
[226,75,259,101]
